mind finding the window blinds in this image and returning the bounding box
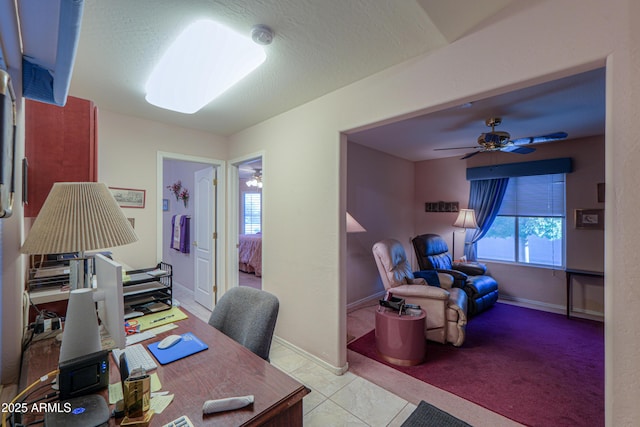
[499,174,565,217]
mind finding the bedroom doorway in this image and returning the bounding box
[157,152,226,311]
[232,155,263,290]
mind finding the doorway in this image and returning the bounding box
[157,152,225,310]
[230,154,264,290]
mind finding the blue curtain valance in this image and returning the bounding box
[466,158,572,181]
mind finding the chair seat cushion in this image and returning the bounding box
[413,270,441,287]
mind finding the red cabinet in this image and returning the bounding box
[25,96,97,217]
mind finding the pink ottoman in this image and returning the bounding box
[375,308,426,366]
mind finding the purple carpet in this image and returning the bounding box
[348,303,604,427]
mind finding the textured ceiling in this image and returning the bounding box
[348,67,606,161]
[66,1,604,163]
[68,0,511,136]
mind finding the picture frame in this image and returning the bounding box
[575,209,604,229]
[425,201,459,213]
[162,198,169,211]
[109,187,146,208]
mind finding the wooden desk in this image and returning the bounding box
[20,309,309,426]
[565,268,604,319]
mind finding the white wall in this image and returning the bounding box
[97,109,229,269]
[227,1,638,423]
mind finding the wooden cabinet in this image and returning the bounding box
[24,96,97,217]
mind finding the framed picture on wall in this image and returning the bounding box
[575,209,604,229]
[109,187,146,208]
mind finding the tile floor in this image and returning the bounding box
[173,285,521,426]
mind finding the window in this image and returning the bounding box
[243,192,261,234]
[477,174,565,267]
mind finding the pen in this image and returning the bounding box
[151,314,175,324]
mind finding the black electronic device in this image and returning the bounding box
[43,394,109,427]
[58,349,109,400]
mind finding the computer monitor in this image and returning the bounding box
[94,253,126,350]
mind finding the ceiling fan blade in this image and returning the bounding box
[501,145,536,154]
[434,146,479,151]
[460,151,482,160]
[511,132,568,145]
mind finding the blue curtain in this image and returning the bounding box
[465,178,509,261]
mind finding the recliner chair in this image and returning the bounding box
[412,233,498,316]
[372,238,467,346]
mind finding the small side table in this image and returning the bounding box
[375,308,426,366]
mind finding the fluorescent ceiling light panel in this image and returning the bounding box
[145,20,266,114]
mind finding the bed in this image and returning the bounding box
[238,234,262,277]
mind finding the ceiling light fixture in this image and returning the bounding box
[145,20,269,114]
[246,169,263,188]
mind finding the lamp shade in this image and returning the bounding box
[452,209,478,229]
[346,212,366,233]
[20,182,138,254]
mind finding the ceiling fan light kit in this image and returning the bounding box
[436,116,568,160]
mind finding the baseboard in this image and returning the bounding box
[273,335,349,376]
[347,290,386,312]
[172,281,190,294]
[498,296,604,321]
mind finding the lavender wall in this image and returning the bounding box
[162,159,212,291]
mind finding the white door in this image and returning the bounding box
[194,166,216,310]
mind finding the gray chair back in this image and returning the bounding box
[208,287,279,361]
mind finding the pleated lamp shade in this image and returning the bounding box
[21,182,138,254]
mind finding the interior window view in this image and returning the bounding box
[4,1,638,427]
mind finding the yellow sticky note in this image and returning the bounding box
[150,373,162,392]
[108,382,124,404]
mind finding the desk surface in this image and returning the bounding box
[21,309,308,426]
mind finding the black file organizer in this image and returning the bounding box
[123,262,173,316]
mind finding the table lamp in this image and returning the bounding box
[21,182,138,362]
[21,182,138,288]
[452,208,478,260]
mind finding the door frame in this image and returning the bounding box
[156,151,226,308]
[227,151,265,294]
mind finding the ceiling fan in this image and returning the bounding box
[435,117,568,159]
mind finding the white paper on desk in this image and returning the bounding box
[150,394,174,414]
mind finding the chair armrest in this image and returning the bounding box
[447,287,468,324]
[391,283,449,301]
[452,262,487,275]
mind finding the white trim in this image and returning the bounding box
[498,296,603,321]
[273,335,349,376]
[347,290,386,312]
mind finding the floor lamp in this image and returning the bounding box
[452,208,478,261]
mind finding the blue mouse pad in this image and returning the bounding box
[147,332,208,364]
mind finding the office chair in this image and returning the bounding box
[208,287,279,361]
